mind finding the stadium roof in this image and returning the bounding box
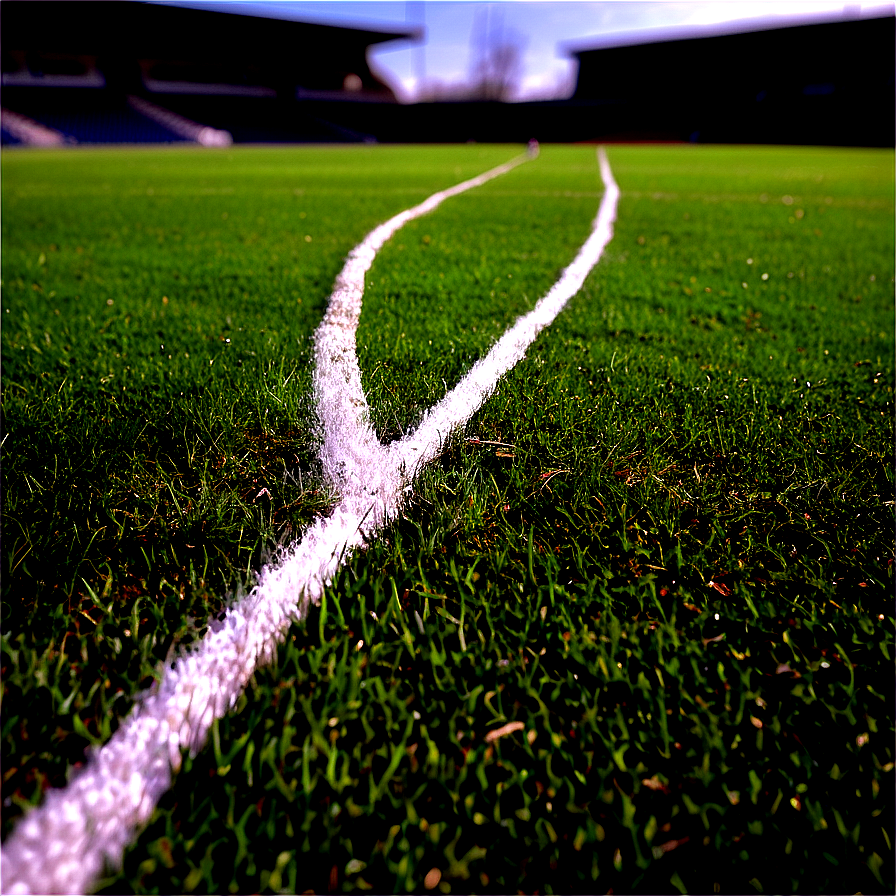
[1,1,420,101]
[0,1,419,63]
[562,8,894,56]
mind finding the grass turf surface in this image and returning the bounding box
[1,144,893,894]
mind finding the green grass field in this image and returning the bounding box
[1,143,893,894]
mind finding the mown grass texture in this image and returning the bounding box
[1,144,893,894]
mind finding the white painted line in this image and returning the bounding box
[313,150,533,498]
[0,147,618,896]
[394,148,619,475]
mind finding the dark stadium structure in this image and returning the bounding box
[1,2,893,147]
[400,11,894,147]
[0,0,417,145]
[565,12,896,147]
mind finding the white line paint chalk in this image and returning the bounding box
[1,147,618,895]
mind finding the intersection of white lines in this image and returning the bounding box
[2,147,619,895]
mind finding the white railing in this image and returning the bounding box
[127,95,232,146]
[0,108,69,146]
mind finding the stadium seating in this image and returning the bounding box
[1,88,189,144]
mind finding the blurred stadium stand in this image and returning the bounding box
[566,13,896,147]
[1,2,892,147]
[1,0,415,145]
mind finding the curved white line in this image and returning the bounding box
[1,148,618,896]
[394,148,619,473]
[313,150,532,493]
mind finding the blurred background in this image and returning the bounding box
[1,0,893,147]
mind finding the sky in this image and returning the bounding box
[154,1,896,101]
